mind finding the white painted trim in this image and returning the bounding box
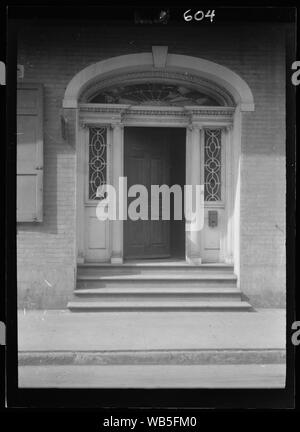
[224,126,234,264]
[76,113,86,263]
[110,123,124,263]
[64,53,152,108]
[167,54,254,111]
[185,125,202,263]
[232,107,242,285]
[63,53,254,111]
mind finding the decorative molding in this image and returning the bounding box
[79,104,234,118]
[63,53,254,111]
[111,122,124,130]
[79,121,89,129]
[81,106,124,114]
[78,105,234,130]
[187,122,203,131]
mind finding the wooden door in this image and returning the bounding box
[124,127,171,259]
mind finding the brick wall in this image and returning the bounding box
[16,22,287,308]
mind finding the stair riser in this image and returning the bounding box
[68,305,251,312]
[72,293,241,302]
[70,265,250,312]
[77,280,237,289]
[78,267,234,277]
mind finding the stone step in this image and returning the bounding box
[72,287,242,302]
[77,274,236,280]
[77,263,234,277]
[67,300,253,312]
[74,286,241,294]
[76,275,237,289]
[70,263,248,313]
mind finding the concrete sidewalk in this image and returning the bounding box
[18,309,286,388]
[18,308,285,356]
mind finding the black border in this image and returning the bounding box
[3,3,298,411]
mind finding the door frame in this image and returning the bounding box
[76,104,236,267]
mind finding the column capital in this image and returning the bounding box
[111,122,124,131]
[79,121,89,129]
[225,123,233,132]
[187,123,203,132]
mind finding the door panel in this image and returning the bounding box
[124,127,170,259]
[202,208,225,262]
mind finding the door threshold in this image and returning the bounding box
[124,258,186,266]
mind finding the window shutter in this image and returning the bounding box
[17,83,43,222]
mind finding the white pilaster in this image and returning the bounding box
[233,107,242,286]
[185,124,202,264]
[110,123,124,264]
[77,119,87,264]
[225,124,234,264]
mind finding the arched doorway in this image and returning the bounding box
[63,49,254,280]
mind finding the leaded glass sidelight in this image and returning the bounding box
[204,129,222,201]
[88,127,107,200]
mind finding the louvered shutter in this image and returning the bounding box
[17,83,43,222]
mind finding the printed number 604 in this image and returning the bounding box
[184,10,215,22]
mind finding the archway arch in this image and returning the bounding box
[71,49,254,285]
[63,52,254,111]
